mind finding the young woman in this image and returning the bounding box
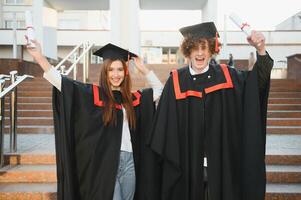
[26,41,163,200]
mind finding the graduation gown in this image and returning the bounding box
[52,77,156,200]
[149,53,274,200]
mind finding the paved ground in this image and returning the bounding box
[3,134,301,156]
[4,134,55,154]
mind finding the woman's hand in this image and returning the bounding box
[25,38,52,72]
[26,39,45,61]
[132,57,150,76]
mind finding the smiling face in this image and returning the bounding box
[107,60,125,90]
[189,41,212,73]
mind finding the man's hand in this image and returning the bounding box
[247,31,266,55]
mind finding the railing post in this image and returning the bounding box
[83,43,87,83]
[0,79,6,167]
[9,70,18,153]
[85,42,90,82]
[60,65,66,74]
[73,53,77,80]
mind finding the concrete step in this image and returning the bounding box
[17,91,52,97]
[5,110,53,117]
[5,103,52,110]
[266,135,301,156]
[269,92,301,98]
[266,155,301,165]
[266,165,301,183]
[18,85,52,90]
[269,98,301,104]
[4,117,53,126]
[267,111,301,118]
[4,153,300,166]
[4,126,54,134]
[267,126,301,135]
[4,154,56,165]
[270,88,301,92]
[5,97,52,104]
[267,119,301,126]
[268,104,301,111]
[0,183,300,200]
[266,183,301,200]
[0,165,56,183]
[0,183,57,200]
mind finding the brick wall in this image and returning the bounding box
[0,59,43,76]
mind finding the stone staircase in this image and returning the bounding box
[0,64,300,200]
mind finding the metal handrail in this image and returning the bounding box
[0,74,10,80]
[0,74,34,99]
[0,71,34,167]
[64,43,94,75]
[55,42,94,83]
[54,43,82,71]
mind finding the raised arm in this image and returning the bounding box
[132,57,163,101]
[26,40,62,91]
[247,31,273,90]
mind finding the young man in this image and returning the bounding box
[149,22,273,200]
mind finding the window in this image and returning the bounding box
[4,20,26,29]
[4,0,15,4]
[4,0,30,5]
[4,21,13,29]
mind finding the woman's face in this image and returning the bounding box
[107,60,125,90]
[189,41,212,73]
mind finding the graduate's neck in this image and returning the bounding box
[189,61,209,75]
[111,85,121,91]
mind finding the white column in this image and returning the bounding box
[32,0,57,59]
[0,2,3,28]
[110,0,140,55]
[201,0,218,23]
[32,0,43,47]
[12,13,17,58]
[222,14,228,59]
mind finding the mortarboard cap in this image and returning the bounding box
[93,43,137,61]
[179,22,219,39]
[180,22,220,53]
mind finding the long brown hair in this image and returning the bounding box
[99,59,136,129]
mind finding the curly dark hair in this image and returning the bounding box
[180,35,221,58]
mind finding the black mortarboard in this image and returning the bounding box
[179,22,220,53]
[93,43,137,61]
[179,22,219,39]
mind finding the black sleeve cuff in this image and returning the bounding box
[256,51,274,71]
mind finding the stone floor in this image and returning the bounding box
[3,134,301,156]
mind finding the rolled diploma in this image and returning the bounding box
[229,12,252,36]
[25,11,36,48]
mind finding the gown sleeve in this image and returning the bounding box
[148,75,182,199]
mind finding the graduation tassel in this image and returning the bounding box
[215,32,219,53]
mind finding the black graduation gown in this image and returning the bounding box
[52,76,155,200]
[149,53,274,200]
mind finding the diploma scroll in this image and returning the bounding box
[25,11,36,48]
[229,12,262,46]
[229,12,252,36]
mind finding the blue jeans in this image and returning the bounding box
[113,151,136,200]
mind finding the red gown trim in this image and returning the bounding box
[172,69,203,99]
[93,84,141,109]
[204,64,234,94]
[172,64,234,100]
